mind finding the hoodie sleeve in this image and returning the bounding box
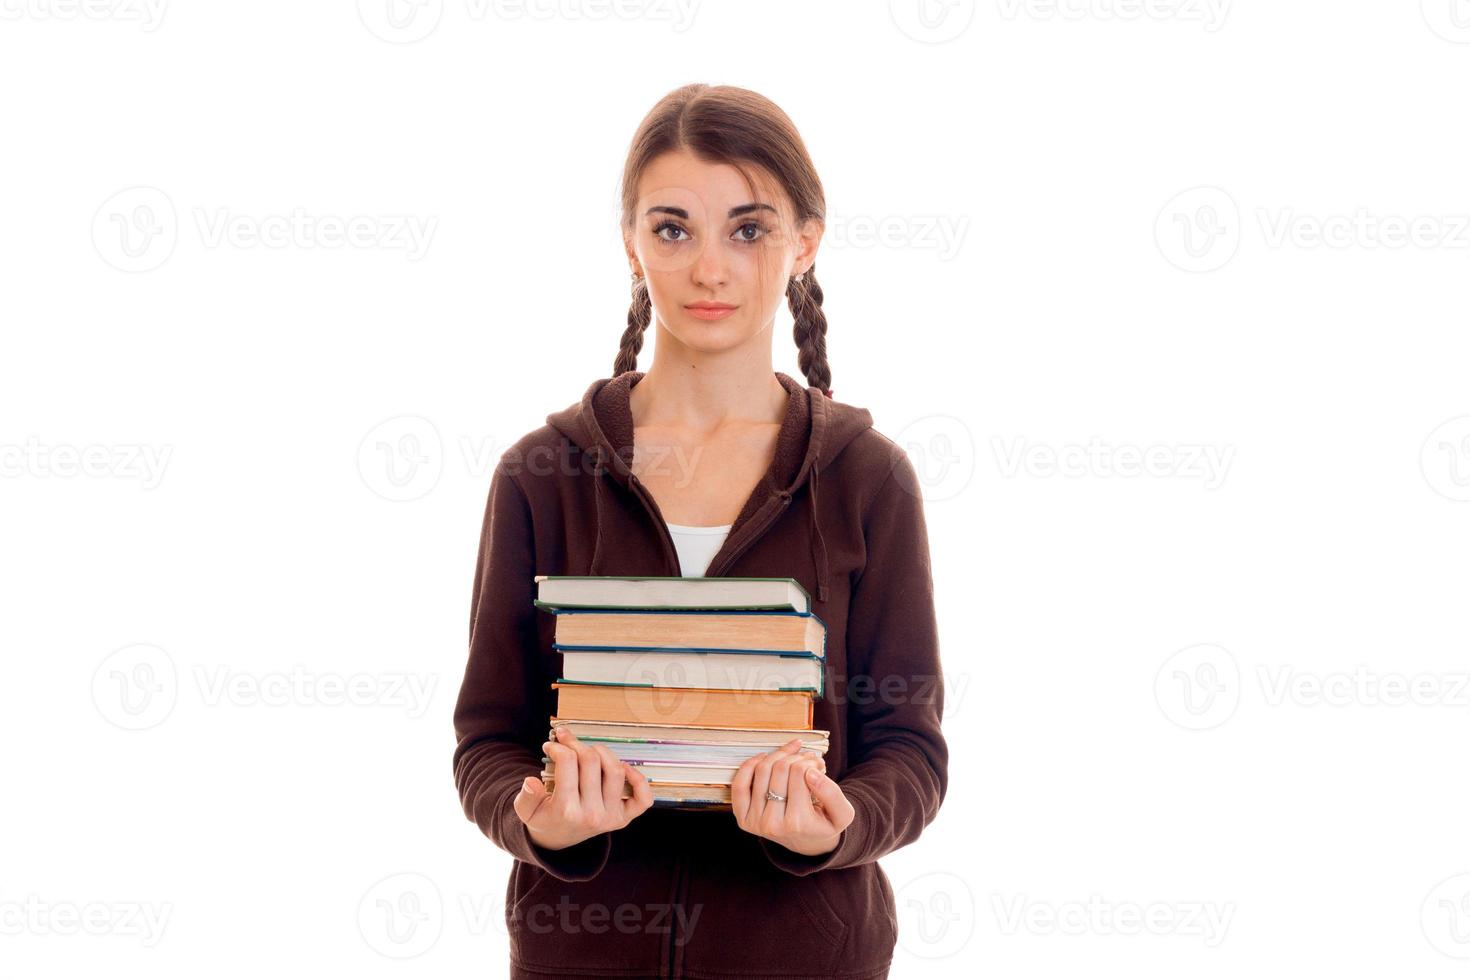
[452,458,613,882]
[761,447,949,875]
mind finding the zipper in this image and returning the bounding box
[623,471,796,978]
[628,474,683,577]
[705,493,792,579]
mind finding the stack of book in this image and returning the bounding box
[532,575,830,811]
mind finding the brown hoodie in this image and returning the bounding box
[452,370,948,979]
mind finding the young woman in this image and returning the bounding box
[452,83,948,979]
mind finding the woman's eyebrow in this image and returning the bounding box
[645,203,777,220]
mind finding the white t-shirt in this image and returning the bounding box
[666,522,733,577]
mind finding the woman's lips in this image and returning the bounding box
[685,305,737,321]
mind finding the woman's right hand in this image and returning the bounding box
[514,727,655,850]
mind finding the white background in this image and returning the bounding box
[4,1,1470,977]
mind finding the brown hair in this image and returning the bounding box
[614,83,832,398]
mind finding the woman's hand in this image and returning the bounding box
[514,727,654,851]
[731,738,855,858]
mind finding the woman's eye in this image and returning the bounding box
[653,222,687,243]
[735,222,766,243]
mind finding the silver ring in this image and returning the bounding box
[765,790,786,803]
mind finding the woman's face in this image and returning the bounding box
[625,149,820,356]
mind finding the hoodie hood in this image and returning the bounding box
[546,371,874,602]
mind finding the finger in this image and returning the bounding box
[785,756,817,824]
[803,766,854,827]
[575,739,605,821]
[622,761,654,819]
[731,757,755,826]
[764,754,794,828]
[750,749,779,826]
[513,773,551,826]
[546,738,580,810]
[595,745,624,813]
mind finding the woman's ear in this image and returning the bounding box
[623,232,642,279]
[793,217,824,278]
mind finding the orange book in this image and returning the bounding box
[551,682,813,730]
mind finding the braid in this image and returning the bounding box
[788,265,832,398]
[614,275,652,376]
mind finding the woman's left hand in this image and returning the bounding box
[731,738,855,858]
